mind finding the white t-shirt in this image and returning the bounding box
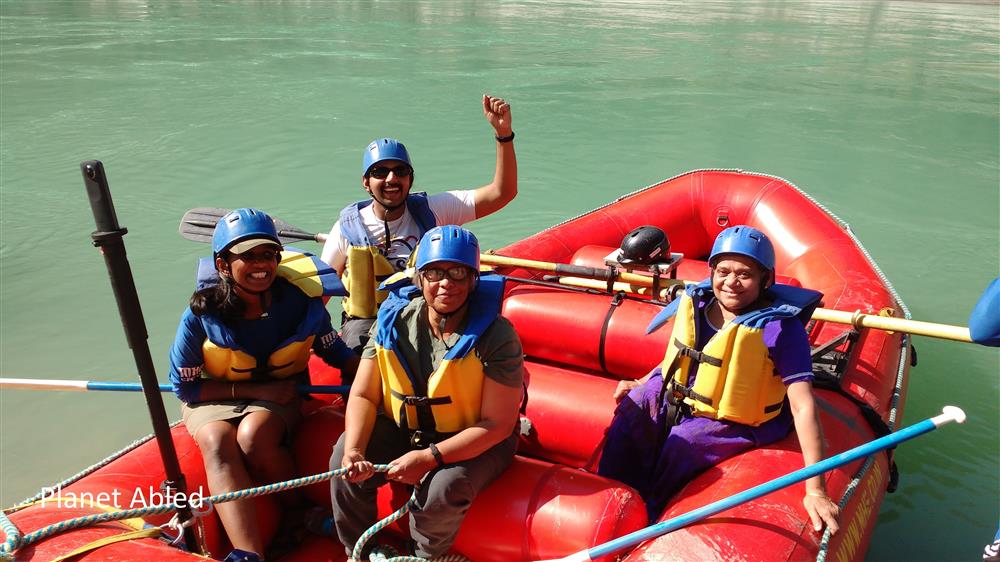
[321,190,477,274]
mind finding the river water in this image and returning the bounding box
[1,2,997,560]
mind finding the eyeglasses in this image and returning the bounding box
[232,249,280,263]
[367,164,413,179]
[420,266,471,282]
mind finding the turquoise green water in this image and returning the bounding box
[1,2,997,560]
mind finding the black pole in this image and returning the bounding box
[80,161,199,552]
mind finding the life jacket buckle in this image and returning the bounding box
[409,430,432,449]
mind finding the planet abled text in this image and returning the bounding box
[39,484,207,509]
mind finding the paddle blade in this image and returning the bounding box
[179,207,327,245]
[179,207,230,243]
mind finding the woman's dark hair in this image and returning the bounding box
[190,257,245,321]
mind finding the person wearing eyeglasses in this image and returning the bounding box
[168,208,360,562]
[320,94,517,358]
[327,226,524,561]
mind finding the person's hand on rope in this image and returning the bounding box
[386,449,435,485]
[341,448,375,483]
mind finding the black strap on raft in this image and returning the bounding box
[605,265,618,294]
[598,291,626,373]
[809,328,900,493]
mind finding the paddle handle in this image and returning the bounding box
[810,308,971,342]
[545,406,966,562]
[0,378,349,395]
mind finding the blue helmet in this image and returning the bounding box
[212,208,282,259]
[362,138,412,176]
[709,226,775,272]
[415,225,480,272]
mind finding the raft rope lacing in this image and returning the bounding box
[547,169,910,561]
[1,462,470,562]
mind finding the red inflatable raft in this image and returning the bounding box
[2,170,910,561]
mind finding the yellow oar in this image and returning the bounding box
[555,276,973,343]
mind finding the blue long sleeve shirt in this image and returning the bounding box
[169,278,354,403]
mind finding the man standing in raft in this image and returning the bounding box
[169,209,359,562]
[598,226,841,533]
[321,95,517,356]
[328,226,524,560]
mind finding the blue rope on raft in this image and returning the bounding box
[352,489,470,562]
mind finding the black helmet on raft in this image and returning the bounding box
[617,225,670,265]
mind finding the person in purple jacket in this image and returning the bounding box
[599,226,840,535]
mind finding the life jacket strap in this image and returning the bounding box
[670,379,715,407]
[390,390,453,407]
[764,401,784,414]
[390,389,453,440]
[673,338,724,367]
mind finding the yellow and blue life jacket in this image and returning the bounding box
[339,193,436,319]
[195,248,346,381]
[373,273,504,436]
[654,280,821,426]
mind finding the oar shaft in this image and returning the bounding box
[810,308,971,343]
[550,276,972,343]
[567,406,966,562]
[481,254,672,287]
[0,378,349,395]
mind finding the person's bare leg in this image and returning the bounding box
[195,420,264,555]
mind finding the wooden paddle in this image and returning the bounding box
[178,208,974,343]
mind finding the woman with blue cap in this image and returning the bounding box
[599,226,840,534]
[168,208,359,562]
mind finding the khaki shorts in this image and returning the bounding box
[181,399,302,438]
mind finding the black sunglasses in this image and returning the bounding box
[420,266,471,282]
[367,164,413,180]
